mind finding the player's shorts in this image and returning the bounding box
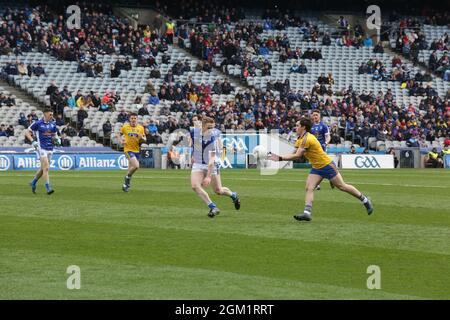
[310,162,338,180]
[191,162,220,175]
[125,151,141,160]
[36,149,53,161]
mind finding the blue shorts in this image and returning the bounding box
[125,151,141,160]
[310,162,338,180]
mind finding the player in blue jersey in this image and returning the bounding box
[189,116,240,218]
[25,108,61,195]
[310,110,331,190]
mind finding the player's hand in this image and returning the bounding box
[31,141,39,150]
[268,153,280,161]
[202,177,211,187]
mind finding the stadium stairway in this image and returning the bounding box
[0,78,45,110]
[383,42,435,79]
[173,39,249,92]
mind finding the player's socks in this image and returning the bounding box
[207,202,220,218]
[359,194,373,215]
[45,182,54,195]
[359,193,369,204]
[124,175,131,186]
[230,192,240,210]
[208,202,217,209]
[30,177,38,193]
[304,204,312,215]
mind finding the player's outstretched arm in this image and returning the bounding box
[269,147,305,161]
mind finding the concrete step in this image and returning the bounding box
[173,41,249,92]
[0,78,44,108]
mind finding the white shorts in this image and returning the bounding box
[36,149,53,161]
[191,163,220,175]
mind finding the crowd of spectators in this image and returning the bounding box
[357,56,441,97]
[1,60,46,77]
[0,3,174,82]
[0,91,15,107]
[184,13,327,81]
[133,79,449,149]
[388,13,450,80]
[0,3,448,151]
[0,123,14,137]
[154,0,245,22]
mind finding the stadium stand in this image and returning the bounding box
[0,3,248,150]
[181,11,448,151]
[0,2,448,154]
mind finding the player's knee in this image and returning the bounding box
[305,185,315,192]
[192,185,202,193]
[335,183,346,191]
[213,187,222,195]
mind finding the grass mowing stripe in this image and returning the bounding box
[0,249,426,300]
[1,170,449,299]
[2,171,449,188]
[2,205,449,256]
[1,216,447,299]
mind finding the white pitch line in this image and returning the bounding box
[1,173,449,189]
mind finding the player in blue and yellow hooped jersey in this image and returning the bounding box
[189,116,240,218]
[269,117,373,222]
[116,113,146,192]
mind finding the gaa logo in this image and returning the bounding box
[355,156,381,168]
[218,157,233,169]
[58,155,74,170]
[222,137,248,153]
[118,155,129,170]
[0,155,11,171]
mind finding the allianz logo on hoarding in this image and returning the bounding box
[16,157,40,168]
[354,156,381,168]
[78,157,117,168]
[57,155,74,170]
[77,156,128,169]
[118,155,129,170]
[0,155,10,171]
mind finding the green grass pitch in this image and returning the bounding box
[0,169,449,299]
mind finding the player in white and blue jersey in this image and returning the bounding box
[189,116,240,218]
[311,110,331,190]
[25,108,61,195]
